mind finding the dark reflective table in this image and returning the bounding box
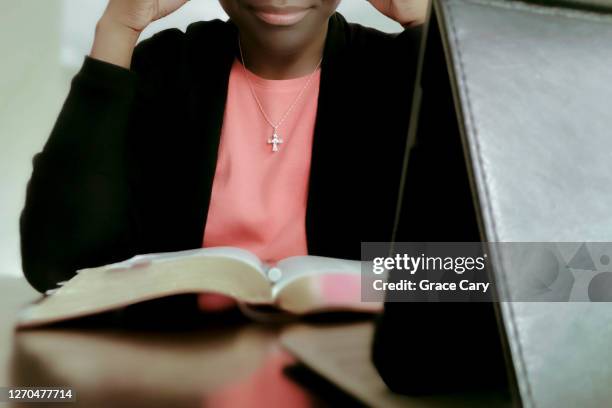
[1,278,362,408]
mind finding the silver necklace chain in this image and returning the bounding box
[238,37,323,152]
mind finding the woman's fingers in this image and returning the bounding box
[367,0,429,27]
[156,0,191,21]
[104,0,189,33]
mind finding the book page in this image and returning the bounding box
[271,256,381,314]
[18,249,273,328]
[106,247,265,276]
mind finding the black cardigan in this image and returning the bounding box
[20,13,421,293]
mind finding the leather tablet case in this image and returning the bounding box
[380,0,612,406]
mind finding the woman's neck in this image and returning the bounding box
[238,27,328,80]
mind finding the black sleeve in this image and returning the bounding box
[20,55,142,293]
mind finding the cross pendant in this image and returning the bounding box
[267,131,283,153]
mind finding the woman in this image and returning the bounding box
[20,0,426,302]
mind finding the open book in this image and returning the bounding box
[17,247,378,328]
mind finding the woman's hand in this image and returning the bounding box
[102,0,190,33]
[367,0,429,28]
[91,0,190,69]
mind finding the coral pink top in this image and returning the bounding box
[202,59,321,264]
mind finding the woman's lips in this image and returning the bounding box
[252,7,311,26]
